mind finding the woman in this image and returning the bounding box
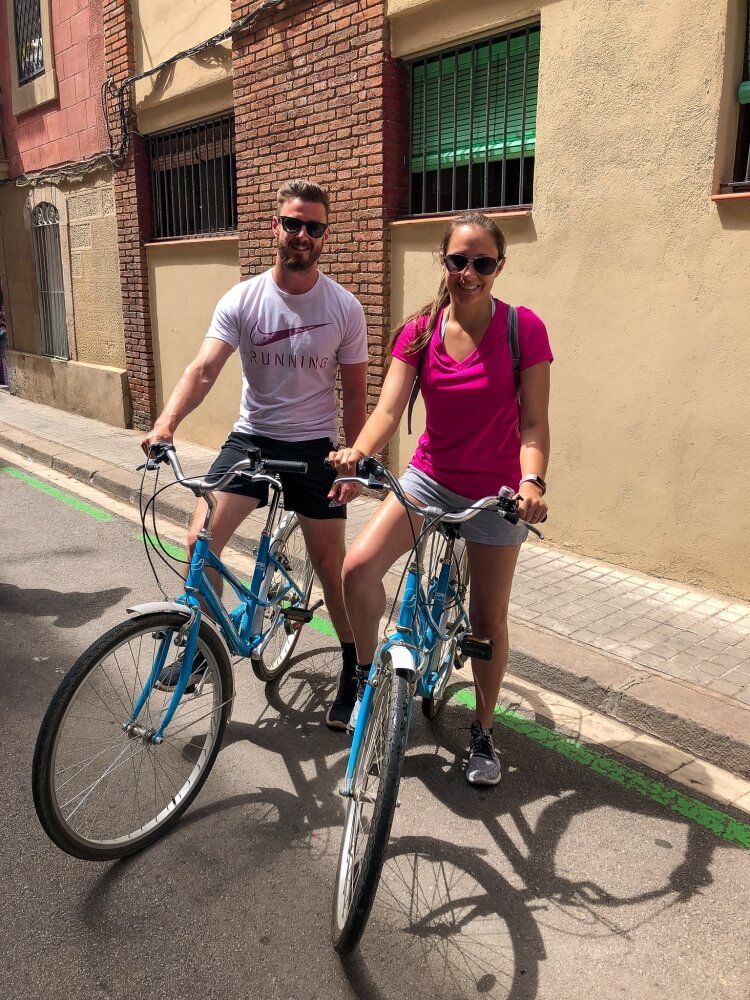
[328,211,552,786]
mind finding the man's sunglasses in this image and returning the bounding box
[443,253,502,276]
[278,215,329,239]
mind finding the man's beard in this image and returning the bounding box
[279,241,322,272]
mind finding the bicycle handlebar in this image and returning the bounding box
[144,443,307,497]
[330,455,545,539]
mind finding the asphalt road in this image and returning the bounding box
[2,464,749,1000]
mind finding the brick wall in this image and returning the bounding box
[230,0,409,424]
[103,0,155,428]
[0,0,109,175]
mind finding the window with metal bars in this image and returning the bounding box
[409,24,540,216]
[149,114,237,240]
[728,6,750,191]
[31,203,69,360]
[14,0,44,85]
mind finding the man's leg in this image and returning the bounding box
[296,514,352,641]
[296,513,357,729]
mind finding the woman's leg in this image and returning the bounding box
[342,493,424,665]
[465,541,521,729]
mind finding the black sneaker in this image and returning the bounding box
[325,664,356,731]
[465,720,502,786]
[156,650,209,693]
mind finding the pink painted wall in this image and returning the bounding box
[0,0,108,177]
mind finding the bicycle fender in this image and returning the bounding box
[126,602,232,665]
[388,644,417,681]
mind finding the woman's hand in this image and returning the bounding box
[516,482,547,525]
[327,446,365,506]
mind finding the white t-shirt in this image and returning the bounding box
[206,269,368,442]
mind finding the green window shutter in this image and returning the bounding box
[411,26,540,174]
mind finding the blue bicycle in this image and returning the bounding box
[330,458,543,953]
[33,443,318,860]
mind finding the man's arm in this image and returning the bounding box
[141,338,235,453]
[340,361,367,446]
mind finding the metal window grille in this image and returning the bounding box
[31,203,69,360]
[409,24,540,216]
[729,14,750,191]
[14,0,44,85]
[149,114,237,240]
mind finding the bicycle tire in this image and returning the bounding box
[33,612,233,861]
[332,655,410,954]
[251,513,314,683]
[422,536,468,720]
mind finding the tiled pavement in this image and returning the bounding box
[2,391,749,713]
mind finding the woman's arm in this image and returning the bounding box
[517,360,551,525]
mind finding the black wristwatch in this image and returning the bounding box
[518,474,547,496]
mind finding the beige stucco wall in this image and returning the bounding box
[389,0,750,599]
[148,238,242,449]
[0,184,39,355]
[132,0,233,134]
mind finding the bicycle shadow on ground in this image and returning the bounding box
[0,583,130,628]
[78,645,746,1000]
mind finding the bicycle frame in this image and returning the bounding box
[342,528,468,793]
[126,497,308,743]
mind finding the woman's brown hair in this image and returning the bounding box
[390,211,507,356]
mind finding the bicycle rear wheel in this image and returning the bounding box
[252,513,314,682]
[33,612,233,861]
[332,652,411,954]
[422,536,469,720]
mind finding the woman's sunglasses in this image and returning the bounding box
[443,253,501,276]
[278,215,329,239]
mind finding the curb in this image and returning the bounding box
[3,419,750,779]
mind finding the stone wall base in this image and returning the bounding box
[7,350,131,427]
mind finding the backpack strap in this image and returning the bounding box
[507,304,520,393]
[406,349,425,435]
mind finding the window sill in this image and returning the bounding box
[712,191,750,203]
[144,234,239,248]
[391,208,532,227]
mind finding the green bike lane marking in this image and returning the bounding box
[453,688,750,849]
[3,466,113,522]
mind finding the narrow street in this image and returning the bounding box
[2,462,748,1000]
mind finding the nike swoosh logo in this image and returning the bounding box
[249,321,329,347]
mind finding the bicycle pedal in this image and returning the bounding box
[282,607,314,624]
[458,633,494,661]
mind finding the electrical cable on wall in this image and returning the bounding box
[5,0,289,189]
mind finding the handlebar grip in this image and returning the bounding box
[356,456,384,479]
[264,459,308,474]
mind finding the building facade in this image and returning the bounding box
[0,0,128,424]
[1,0,749,600]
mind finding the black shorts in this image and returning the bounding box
[206,431,345,520]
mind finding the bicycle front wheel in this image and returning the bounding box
[332,654,410,954]
[32,612,233,861]
[251,513,314,682]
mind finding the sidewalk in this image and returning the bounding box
[3,390,750,778]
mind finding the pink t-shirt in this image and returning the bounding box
[392,300,553,499]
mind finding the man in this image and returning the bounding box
[141,179,367,730]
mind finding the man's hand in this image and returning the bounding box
[327,446,365,505]
[516,481,547,525]
[141,424,173,456]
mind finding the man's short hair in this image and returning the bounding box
[276,179,330,218]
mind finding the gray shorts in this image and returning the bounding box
[399,466,528,547]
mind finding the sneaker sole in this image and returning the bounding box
[325,709,353,732]
[465,770,502,786]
